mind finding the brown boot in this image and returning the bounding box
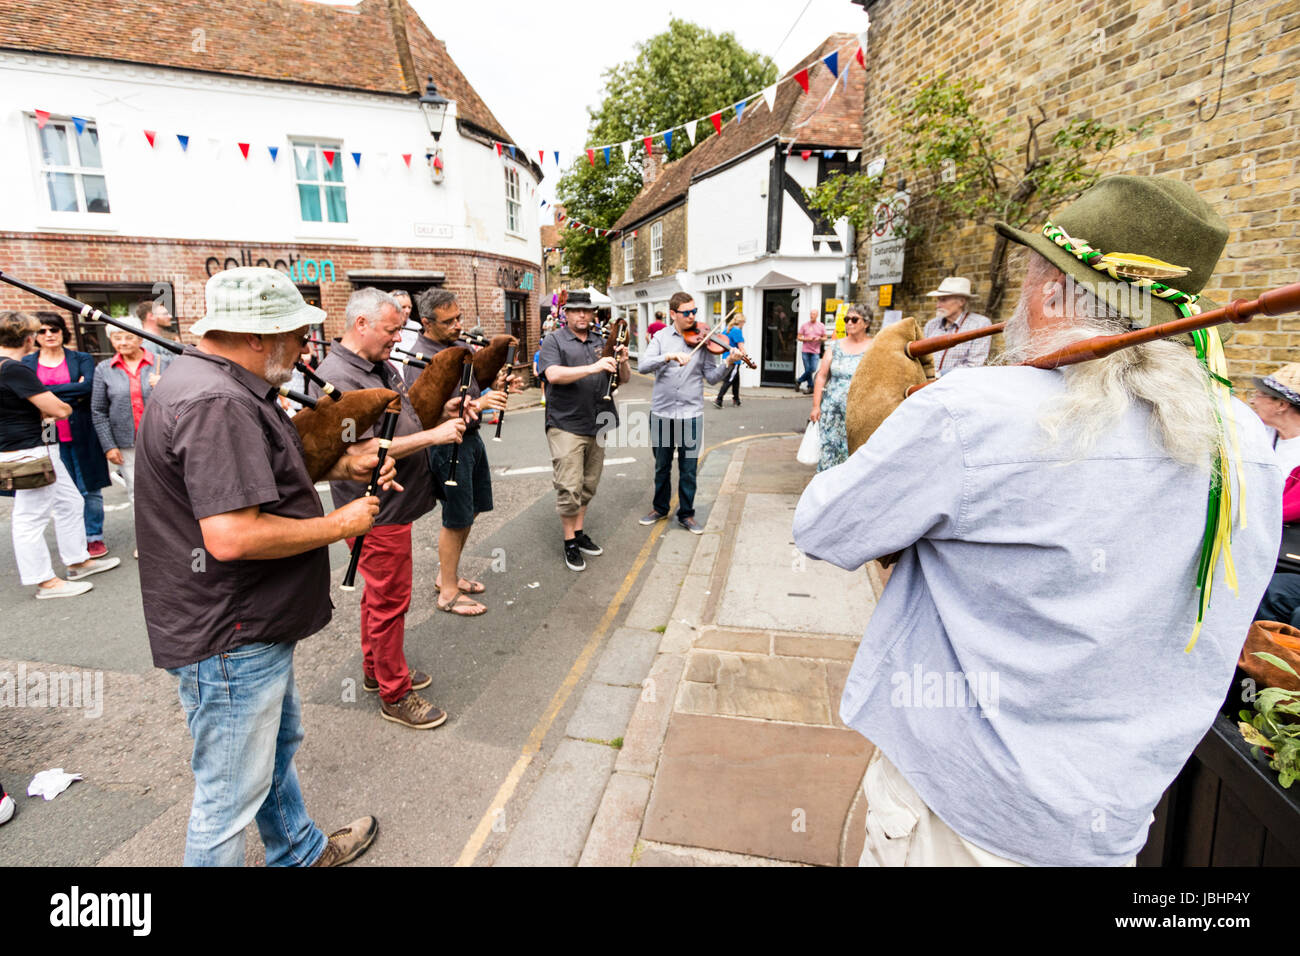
[310,815,378,867]
[381,691,448,730]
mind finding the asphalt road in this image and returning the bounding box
[0,371,809,866]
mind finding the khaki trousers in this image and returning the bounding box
[859,750,1139,867]
[546,428,604,516]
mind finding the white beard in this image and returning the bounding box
[264,337,297,386]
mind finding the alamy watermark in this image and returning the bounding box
[0,665,104,718]
[889,664,999,717]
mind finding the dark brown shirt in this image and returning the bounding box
[134,347,332,669]
[403,334,482,435]
[313,342,434,527]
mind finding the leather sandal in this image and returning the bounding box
[437,591,487,616]
[457,579,486,595]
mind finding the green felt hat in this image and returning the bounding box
[995,175,1229,334]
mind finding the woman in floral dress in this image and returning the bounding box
[810,305,873,472]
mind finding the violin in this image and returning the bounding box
[679,322,757,369]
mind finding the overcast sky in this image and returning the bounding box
[401,0,869,217]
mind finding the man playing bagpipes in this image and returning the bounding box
[312,288,466,730]
[794,176,1283,865]
[134,268,402,866]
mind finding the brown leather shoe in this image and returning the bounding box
[364,669,431,694]
[380,691,448,730]
[310,815,378,867]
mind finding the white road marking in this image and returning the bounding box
[603,457,636,466]
[498,456,636,477]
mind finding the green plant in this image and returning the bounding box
[1238,652,1300,788]
[805,74,1152,315]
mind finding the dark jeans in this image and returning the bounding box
[650,413,701,519]
[1256,572,1300,629]
[796,351,820,389]
[716,364,741,404]
[59,442,104,542]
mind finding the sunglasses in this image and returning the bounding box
[845,316,864,324]
[37,327,63,334]
[675,308,699,317]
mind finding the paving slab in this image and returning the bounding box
[494,739,617,867]
[642,713,872,866]
[656,532,697,567]
[773,634,860,661]
[695,628,771,654]
[633,840,806,867]
[578,771,652,867]
[623,569,685,630]
[678,653,831,724]
[591,627,664,687]
[564,682,641,741]
[718,564,874,636]
[616,653,684,778]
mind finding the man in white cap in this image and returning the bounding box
[921,277,992,376]
[134,267,397,867]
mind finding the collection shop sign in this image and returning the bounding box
[204,249,336,283]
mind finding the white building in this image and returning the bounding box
[0,0,544,359]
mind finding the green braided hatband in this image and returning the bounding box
[1041,220,1202,319]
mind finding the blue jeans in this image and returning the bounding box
[58,443,103,542]
[796,351,820,388]
[168,641,326,867]
[651,414,701,519]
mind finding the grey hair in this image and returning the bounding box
[345,287,400,330]
[417,287,458,318]
[388,289,411,302]
[999,251,1220,467]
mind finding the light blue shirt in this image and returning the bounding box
[638,325,731,418]
[792,366,1281,865]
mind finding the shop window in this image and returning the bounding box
[293,142,348,223]
[64,282,174,362]
[623,237,634,284]
[505,165,521,234]
[35,117,110,214]
[650,220,663,275]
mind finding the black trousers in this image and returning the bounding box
[716,364,741,404]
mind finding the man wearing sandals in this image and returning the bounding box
[314,288,466,730]
[409,289,521,617]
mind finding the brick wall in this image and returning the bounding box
[859,0,1300,380]
[0,231,540,351]
[608,203,688,287]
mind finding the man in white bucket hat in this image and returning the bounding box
[134,267,397,866]
[921,276,992,376]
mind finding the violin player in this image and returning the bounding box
[637,292,742,534]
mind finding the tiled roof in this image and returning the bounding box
[613,33,864,231]
[0,0,513,143]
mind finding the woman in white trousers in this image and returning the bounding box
[1,311,120,598]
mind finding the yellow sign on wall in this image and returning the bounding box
[878,284,893,308]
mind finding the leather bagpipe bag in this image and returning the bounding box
[294,387,398,482]
[845,317,935,456]
[471,335,517,390]
[409,346,473,429]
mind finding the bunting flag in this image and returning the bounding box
[208,137,223,159]
[800,149,812,160]
[72,116,86,135]
[847,149,860,162]
[495,142,503,156]
[176,134,189,151]
[554,150,559,165]
[663,129,673,151]
[402,153,412,167]
[507,144,516,158]
[603,146,611,166]
[322,148,336,167]
[34,109,50,130]
[268,145,279,162]
[587,148,595,166]
[294,145,311,168]
[620,140,631,162]
[709,111,722,135]
[761,84,777,112]
[856,46,865,68]
[143,129,157,147]
[352,151,361,167]
[684,119,698,145]
[643,136,653,156]
[734,99,747,122]
[433,155,443,171]
[539,149,545,165]
[823,149,835,159]
[823,52,839,78]
[238,142,250,159]
[794,68,809,93]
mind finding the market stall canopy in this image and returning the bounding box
[577,286,613,306]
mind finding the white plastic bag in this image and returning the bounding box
[796,420,820,465]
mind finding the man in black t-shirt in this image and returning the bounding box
[536,292,629,571]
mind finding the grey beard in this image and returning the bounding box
[264,339,297,386]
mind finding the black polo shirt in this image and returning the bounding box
[133,347,332,669]
[403,334,482,435]
[314,341,434,527]
[536,327,618,436]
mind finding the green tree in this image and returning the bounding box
[806,75,1152,314]
[555,19,776,286]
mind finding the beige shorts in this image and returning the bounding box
[546,428,604,516]
[859,750,1139,866]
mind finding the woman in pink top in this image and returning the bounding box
[20,313,111,557]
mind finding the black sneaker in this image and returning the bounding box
[564,540,586,571]
[713,398,723,408]
[573,531,603,556]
